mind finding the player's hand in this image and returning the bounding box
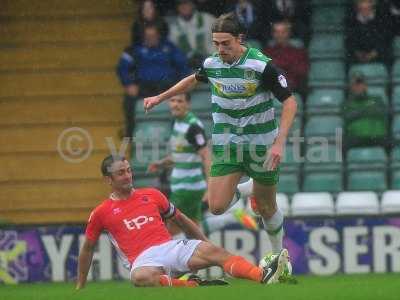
[143,95,162,112]
[263,141,284,171]
[147,162,160,173]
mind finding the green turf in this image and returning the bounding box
[1,274,399,300]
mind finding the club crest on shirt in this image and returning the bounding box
[142,196,149,202]
[244,69,255,80]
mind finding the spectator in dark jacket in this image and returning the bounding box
[116,24,191,138]
[346,0,391,64]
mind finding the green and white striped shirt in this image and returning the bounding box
[196,47,291,152]
[170,112,207,192]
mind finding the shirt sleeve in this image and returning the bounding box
[85,208,103,243]
[185,124,207,151]
[261,63,292,102]
[152,189,176,219]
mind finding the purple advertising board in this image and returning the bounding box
[1,216,399,283]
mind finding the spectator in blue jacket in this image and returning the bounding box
[116,23,191,138]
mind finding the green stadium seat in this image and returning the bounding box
[393,59,400,85]
[368,86,389,105]
[303,171,343,193]
[281,144,302,172]
[304,115,343,140]
[136,99,171,121]
[346,146,387,170]
[304,144,343,171]
[309,34,345,60]
[309,61,346,88]
[131,145,168,174]
[134,120,172,145]
[200,116,213,139]
[347,170,387,192]
[311,0,347,7]
[391,169,400,189]
[391,145,400,166]
[306,89,344,115]
[278,172,300,195]
[392,85,400,113]
[349,63,389,87]
[311,6,345,32]
[393,115,400,142]
[190,90,212,113]
[133,175,159,188]
[393,36,400,58]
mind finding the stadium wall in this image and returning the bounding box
[1,216,399,284]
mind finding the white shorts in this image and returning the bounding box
[131,239,202,278]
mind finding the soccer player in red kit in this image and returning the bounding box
[76,155,288,289]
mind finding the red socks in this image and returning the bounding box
[223,255,262,282]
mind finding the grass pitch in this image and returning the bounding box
[1,274,399,300]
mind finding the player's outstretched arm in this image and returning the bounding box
[171,211,209,242]
[144,74,198,112]
[76,238,95,290]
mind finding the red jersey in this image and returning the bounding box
[85,188,175,266]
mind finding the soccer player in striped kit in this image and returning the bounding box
[144,13,297,262]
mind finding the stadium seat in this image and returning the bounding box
[393,114,400,141]
[133,175,159,188]
[303,171,343,193]
[391,169,400,189]
[291,192,334,216]
[190,90,212,113]
[311,6,345,33]
[346,147,387,170]
[336,192,379,215]
[304,115,343,140]
[308,34,345,60]
[391,145,400,167]
[306,89,344,115]
[304,144,343,173]
[348,63,389,87]
[367,86,389,105]
[135,98,170,121]
[278,172,300,195]
[200,116,213,139]
[276,193,290,216]
[393,36,400,58]
[381,191,400,214]
[392,85,400,113]
[281,144,302,172]
[311,0,347,7]
[134,120,172,145]
[391,59,400,85]
[347,170,387,192]
[131,145,168,174]
[308,61,346,88]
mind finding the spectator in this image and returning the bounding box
[263,20,309,96]
[342,72,388,149]
[345,0,391,65]
[195,0,227,16]
[168,0,215,68]
[386,0,400,36]
[131,0,168,45]
[264,0,311,43]
[224,0,268,44]
[116,24,191,138]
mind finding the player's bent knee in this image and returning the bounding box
[131,270,158,287]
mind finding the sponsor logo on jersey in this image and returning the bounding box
[221,84,246,94]
[123,215,155,230]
